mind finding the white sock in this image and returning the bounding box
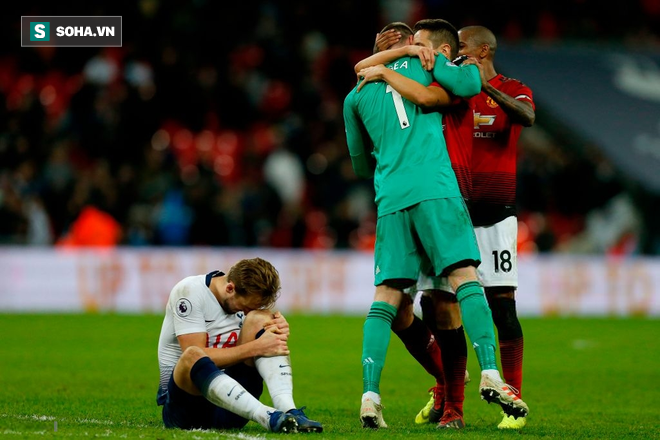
[362,391,381,405]
[204,373,275,429]
[481,368,503,382]
[255,355,296,411]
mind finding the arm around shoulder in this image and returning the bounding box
[483,82,536,126]
[378,68,452,108]
[455,64,482,97]
[354,46,411,73]
[432,57,481,98]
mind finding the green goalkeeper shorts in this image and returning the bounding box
[374,197,480,286]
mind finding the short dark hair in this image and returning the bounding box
[413,19,460,59]
[379,21,414,37]
[374,22,414,53]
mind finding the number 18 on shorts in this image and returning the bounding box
[474,216,518,288]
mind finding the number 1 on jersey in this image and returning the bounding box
[386,85,410,130]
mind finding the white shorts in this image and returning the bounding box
[405,216,518,294]
[474,216,518,288]
[410,272,453,293]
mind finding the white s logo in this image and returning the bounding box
[35,24,45,39]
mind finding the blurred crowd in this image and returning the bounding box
[1,0,659,253]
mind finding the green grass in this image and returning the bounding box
[0,314,659,439]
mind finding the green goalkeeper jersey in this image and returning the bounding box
[343,54,480,217]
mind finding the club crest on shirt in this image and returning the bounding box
[486,96,498,108]
[176,298,193,317]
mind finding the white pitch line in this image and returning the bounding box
[0,414,268,439]
[224,433,266,440]
[0,413,150,429]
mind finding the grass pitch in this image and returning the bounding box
[0,313,658,439]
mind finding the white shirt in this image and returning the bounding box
[157,272,244,403]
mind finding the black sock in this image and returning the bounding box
[488,297,522,340]
[190,356,222,395]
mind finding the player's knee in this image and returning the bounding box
[374,283,404,307]
[244,309,272,327]
[392,303,414,332]
[436,307,461,330]
[447,266,478,291]
[180,346,206,369]
[241,309,274,338]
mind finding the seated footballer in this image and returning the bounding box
[156,257,323,433]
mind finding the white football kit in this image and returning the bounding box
[157,271,244,403]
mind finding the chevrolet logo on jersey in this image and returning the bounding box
[474,112,495,129]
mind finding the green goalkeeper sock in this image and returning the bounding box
[455,281,498,371]
[362,301,397,394]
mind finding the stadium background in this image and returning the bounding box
[1,1,660,316]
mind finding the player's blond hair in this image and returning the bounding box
[227,258,281,310]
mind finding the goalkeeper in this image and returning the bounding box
[343,18,528,430]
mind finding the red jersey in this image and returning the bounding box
[431,82,474,201]
[469,74,534,226]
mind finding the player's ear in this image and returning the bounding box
[405,35,414,45]
[226,281,235,295]
[439,43,451,58]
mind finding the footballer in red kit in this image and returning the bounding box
[470,75,535,226]
[439,87,475,202]
[458,25,536,430]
